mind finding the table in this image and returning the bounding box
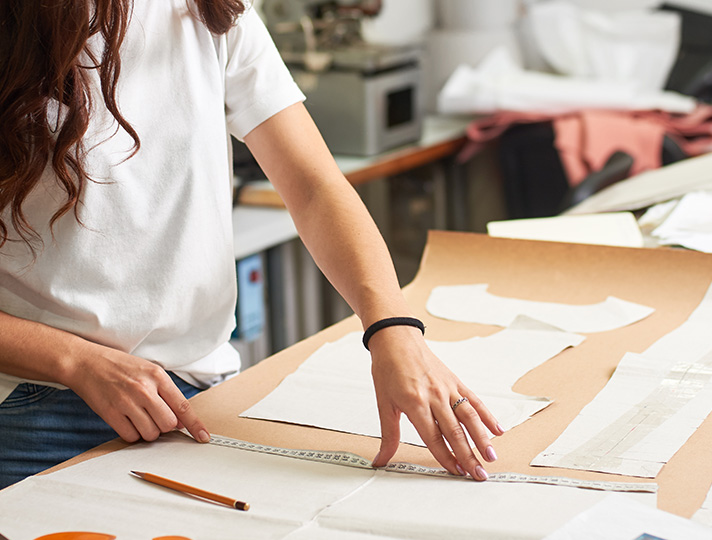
[54,231,712,522]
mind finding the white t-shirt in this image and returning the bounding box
[0,2,305,401]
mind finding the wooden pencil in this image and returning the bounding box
[130,471,250,511]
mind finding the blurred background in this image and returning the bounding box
[231,0,712,365]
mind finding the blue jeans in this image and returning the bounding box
[0,372,201,490]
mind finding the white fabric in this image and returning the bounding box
[0,2,305,396]
[437,46,696,116]
[529,1,681,91]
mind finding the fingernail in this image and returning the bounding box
[198,430,210,443]
[497,423,506,434]
[486,446,497,462]
[475,466,488,481]
[455,464,466,476]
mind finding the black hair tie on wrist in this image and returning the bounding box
[362,317,425,351]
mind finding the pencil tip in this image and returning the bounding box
[130,470,143,477]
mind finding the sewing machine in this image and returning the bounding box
[262,0,424,156]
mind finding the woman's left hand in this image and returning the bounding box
[368,325,503,480]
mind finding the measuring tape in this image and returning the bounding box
[208,434,657,494]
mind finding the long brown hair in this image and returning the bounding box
[0,0,245,253]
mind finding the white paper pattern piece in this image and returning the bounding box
[532,282,712,477]
[426,284,655,333]
[651,190,712,253]
[242,319,584,445]
[692,481,712,527]
[543,494,711,540]
[426,284,654,333]
[0,431,657,540]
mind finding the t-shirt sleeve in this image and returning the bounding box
[224,7,306,140]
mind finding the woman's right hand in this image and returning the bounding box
[65,341,210,444]
[0,310,209,444]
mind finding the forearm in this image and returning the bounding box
[245,103,502,478]
[245,104,411,327]
[0,309,86,386]
[291,182,412,326]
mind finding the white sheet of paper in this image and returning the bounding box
[638,199,679,231]
[487,212,644,248]
[426,284,654,333]
[651,191,712,253]
[0,431,371,540]
[242,319,584,445]
[317,472,656,540]
[532,283,712,477]
[0,430,656,540]
[543,494,711,540]
[1,476,301,540]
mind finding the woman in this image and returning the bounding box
[0,0,502,489]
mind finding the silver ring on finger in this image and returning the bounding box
[451,396,469,412]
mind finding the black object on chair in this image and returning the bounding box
[498,122,571,219]
[557,151,634,213]
[498,125,685,218]
[661,3,712,104]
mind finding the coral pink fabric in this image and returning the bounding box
[553,111,666,186]
[460,104,712,186]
